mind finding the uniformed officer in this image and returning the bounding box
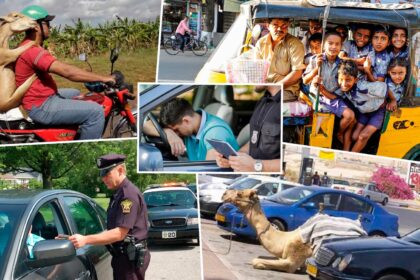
[69,154,150,280]
[215,85,281,172]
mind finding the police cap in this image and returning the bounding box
[97,153,126,177]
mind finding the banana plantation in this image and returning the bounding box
[12,17,159,58]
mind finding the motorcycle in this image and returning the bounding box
[0,48,137,143]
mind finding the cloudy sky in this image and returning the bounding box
[0,0,162,26]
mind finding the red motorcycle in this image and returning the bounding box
[0,49,137,143]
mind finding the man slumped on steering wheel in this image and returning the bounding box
[15,5,115,139]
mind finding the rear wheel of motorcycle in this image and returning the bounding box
[164,39,180,55]
[113,112,137,138]
[191,40,208,56]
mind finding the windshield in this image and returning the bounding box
[403,228,420,245]
[0,205,25,278]
[333,179,350,186]
[266,187,315,205]
[144,190,196,208]
[228,178,261,190]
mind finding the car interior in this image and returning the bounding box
[142,85,263,161]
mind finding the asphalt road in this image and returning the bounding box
[157,49,211,83]
[147,242,202,280]
[201,205,420,280]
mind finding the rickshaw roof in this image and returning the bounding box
[244,0,419,28]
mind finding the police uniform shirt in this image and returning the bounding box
[249,91,281,160]
[107,178,148,241]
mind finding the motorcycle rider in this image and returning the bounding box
[15,5,116,139]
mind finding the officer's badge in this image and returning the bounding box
[121,199,133,214]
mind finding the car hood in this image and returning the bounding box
[324,236,417,253]
[148,206,198,218]
[260,198,291,209]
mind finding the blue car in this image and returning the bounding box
[216,186,399,238]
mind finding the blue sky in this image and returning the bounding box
[0,0,162,26]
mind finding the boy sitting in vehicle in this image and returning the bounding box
[304,33,322,65]
[333,61,396,153]
[339,24,373,74]
[303,31,355,150]
[363,26,392,82]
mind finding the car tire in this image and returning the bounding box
[382,197,388,206]
[269,218,286,231]
[377,274,406,280]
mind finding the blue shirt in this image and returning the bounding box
[367,50,391,80]
[386,77,405,103]
[389,48,409,60]
[185,110,239,161]
[342,40,372,59]
[27,233,45,259]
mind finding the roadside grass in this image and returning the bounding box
[94,197,110,210]
[53,48,158,93]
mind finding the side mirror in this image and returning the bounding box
[138,143,163,171]
[110,48,119,63]
[302,202,317,210]
[26,239,76,268]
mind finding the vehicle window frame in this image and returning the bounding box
[338,194,373,214]
[305,192,341,211]
[14,199,70,279]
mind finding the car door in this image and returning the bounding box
[337,194,374,232]
[61,196,112,280]
[292,192,341,229]
[14,200,91,280]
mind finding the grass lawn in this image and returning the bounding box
[94,197,110,210]
[53,48,157,93]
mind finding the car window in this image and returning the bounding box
[15,201,69,279]
[229,178,261,190]
[333,179,350,186]
[306,193,340,210]
[144,190,196,208]
[339,195,373,214]
[267,188,315,205]
[0,205,25,276]
[63,197,104,235]
[256,183,279,196]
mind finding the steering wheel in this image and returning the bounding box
[145,112,171,151]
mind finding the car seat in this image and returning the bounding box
[32,212,46,238]
[236,123,250,147]
[204,85,236,128]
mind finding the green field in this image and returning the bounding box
[53,48,157,93]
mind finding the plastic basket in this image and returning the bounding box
[225,45,270,83]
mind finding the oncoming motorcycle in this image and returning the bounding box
[0,49,137,143]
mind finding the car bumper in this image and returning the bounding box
[148,226,199,242]
[199,201,222,215]
[306,258,369,280]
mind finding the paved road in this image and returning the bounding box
[157,49,211,83]
[148,242,202,280]
[201,205,420,280]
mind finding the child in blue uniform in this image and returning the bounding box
[389,27,409,60]
[364,26,392,82]
[386,58,408,105]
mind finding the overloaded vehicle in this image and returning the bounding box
[306,227,420,280]
[0,190,111,280]
[144,186,199,245]
[199,175,283,217]
[0,49,137,143]
[138,84,278,172]
[196,0,420,160]
[216,186,399,238]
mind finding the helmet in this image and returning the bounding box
[21,5,55,22]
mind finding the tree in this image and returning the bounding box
[370,166,413,199]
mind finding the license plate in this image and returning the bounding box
[162,231,176,239]
[215,214,225,222]
[306,263,318,277]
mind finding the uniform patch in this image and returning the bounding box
[121,199,133,214]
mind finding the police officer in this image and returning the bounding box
[69,154,150,280]
[215,85,281,172]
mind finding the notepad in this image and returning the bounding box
[207,139,238,159]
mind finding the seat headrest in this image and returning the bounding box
[214,86,234,105]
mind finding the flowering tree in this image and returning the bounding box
[371,167,413,199]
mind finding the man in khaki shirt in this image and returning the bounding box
[255,18,305,100]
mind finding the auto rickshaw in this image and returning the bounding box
[196,0,420,160]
